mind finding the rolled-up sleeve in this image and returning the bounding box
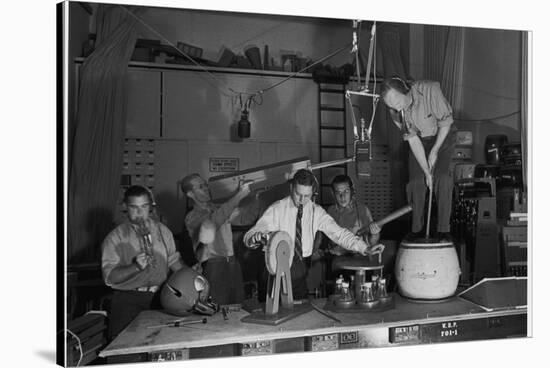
[185,210,208,252]
[101,232,121,287]
[428,82,453,128]
[315,208,367,253]
[159,224,181,268]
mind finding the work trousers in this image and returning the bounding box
[202,256,245,305]
[407,129,456,233]
[258,255,312,302]
[109,289,160,340]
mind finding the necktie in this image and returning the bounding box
[400,110,410,134]
[295,205,303,260]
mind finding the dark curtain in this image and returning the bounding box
[440,27,465,112]
[380,25,408,208]
[68,5,141,263]
[520,31,529,197]
[424,25,449,82]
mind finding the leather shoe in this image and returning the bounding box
[404,231,423,242]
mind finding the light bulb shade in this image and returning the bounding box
[238,111,251,138]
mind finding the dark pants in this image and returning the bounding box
[109,290,160,340]
[258,255,311,302]
[408,129,456,233]
[202,256,244,305]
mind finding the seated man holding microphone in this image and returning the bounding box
[101,185,185,340]
[244,169,384,300]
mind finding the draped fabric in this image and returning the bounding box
[520,31,529,196]
[440,27,465,113]
[380,26,407,79]
[379,25,408,208]
[68,5,141,263]
[423,25,449,82]
[424,25,464,112]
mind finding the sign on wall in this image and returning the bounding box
[209,157,239,172]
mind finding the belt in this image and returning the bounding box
[205,255,235,263]
[135,285,159,293]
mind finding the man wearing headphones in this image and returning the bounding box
[244,169,383,300]
[380,77,456,241]
[326,175,381,258]
[181,173,252,305]
[101,185,184,340]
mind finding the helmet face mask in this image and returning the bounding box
[160,268,218,316]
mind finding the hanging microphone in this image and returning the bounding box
[237,109,251,138]
[355,141,372,179]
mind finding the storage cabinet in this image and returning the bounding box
[125,69,162,138]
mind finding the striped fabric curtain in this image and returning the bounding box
[423,25,449,82]
[68,5,141,263]
[441,27,465,113]
[424,25,465,113]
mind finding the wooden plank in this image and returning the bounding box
[67,323,106,349]
[99,295,525,357]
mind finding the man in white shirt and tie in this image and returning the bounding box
[244,169,383,300]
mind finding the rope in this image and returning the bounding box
[119,5,351,108]
[66,328,83,367]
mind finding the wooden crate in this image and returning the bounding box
[66,313,107,366]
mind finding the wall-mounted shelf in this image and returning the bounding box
[74,57,313,79]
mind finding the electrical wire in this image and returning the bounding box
[368,28,378,139]
[66,328,83,367]
[119,5,234,98]
[259,42,353,94]
[120,4,352,111]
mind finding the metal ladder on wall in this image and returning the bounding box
[317,82,349,206]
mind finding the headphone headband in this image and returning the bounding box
[124,185,156,206]
[290,169,319,198]
[145,186,156,206]
[391,76,410,92]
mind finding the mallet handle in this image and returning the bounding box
[374,205,413,227]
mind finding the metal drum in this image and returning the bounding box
[395,240,461,300]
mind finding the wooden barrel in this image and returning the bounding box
[395,240,460,300]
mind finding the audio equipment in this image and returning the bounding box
[355,141,372,179]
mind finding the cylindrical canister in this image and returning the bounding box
[395,240,461,300]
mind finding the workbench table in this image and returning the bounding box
[99,294,527,363]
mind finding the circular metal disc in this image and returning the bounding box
[265,231,294,275]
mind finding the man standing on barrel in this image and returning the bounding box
[380,76,457,241]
